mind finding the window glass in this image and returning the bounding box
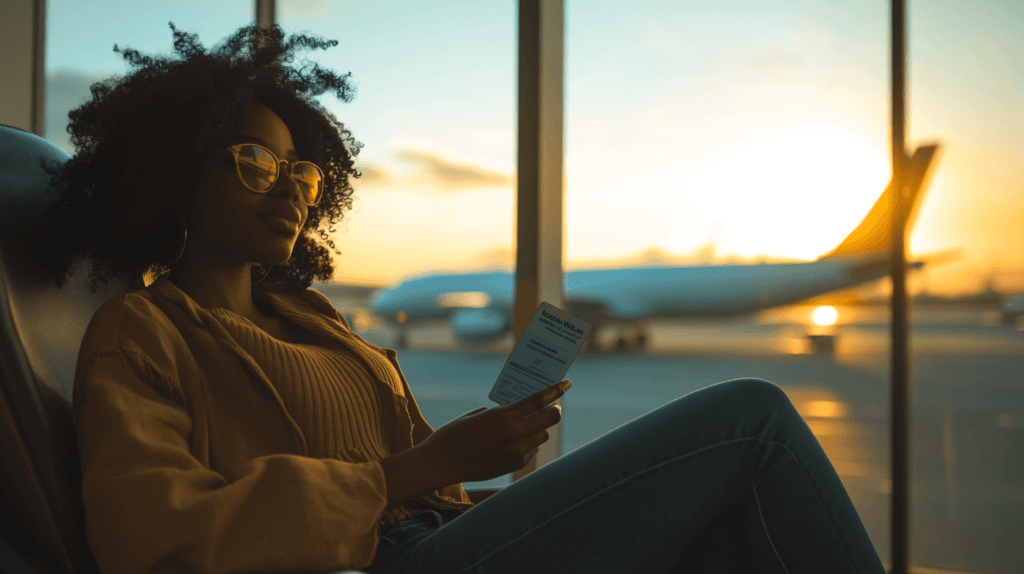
[45,0,253,155]
[277,1,516,289]
[43,4,1023,568]
[565,1,1022,572]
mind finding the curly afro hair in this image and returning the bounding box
[18,22,361,292]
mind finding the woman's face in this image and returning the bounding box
[189,102,310,267]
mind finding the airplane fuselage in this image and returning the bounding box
[368,252,896,326]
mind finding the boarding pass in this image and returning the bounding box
[488,302,592,406]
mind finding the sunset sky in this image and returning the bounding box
[45,1,1023,295]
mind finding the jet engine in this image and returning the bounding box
[449,307,509,342]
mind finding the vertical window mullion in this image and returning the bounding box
[512,0,565,482]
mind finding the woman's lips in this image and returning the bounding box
[260,215,300,235]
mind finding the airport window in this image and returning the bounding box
[28,1,1021,572]
[562,1,1024,573]
[44,0,253,155]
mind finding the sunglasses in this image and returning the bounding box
[210,143,324,206]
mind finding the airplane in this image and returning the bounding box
[368,144,941,351]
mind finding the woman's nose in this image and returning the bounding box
[271,162,303,202]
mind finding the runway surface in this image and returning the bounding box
[355,304,1024,574]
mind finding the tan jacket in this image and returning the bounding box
[73,277,473,574]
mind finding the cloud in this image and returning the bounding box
[354,164,395,187]
[394,148,512,188]
[356,148,512,191]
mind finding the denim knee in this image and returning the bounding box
[718,378,793,411]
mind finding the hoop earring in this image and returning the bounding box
[170,213,188,265]
[252,263,273,286]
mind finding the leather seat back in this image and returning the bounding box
[0,123,141,574]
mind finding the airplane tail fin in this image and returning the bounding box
[823,144,941,259]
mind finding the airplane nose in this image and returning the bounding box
[368,287,394,313]
[368,289,386,310]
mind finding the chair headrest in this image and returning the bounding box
[0,123,141,401]
[0,124,71,237]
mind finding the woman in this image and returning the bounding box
[22,23,887,574]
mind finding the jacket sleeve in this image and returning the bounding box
[391,353,475,508]
[75,350,388,574]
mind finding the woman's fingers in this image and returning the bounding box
[516,428,551,459]
[461,406,489,417]
[522,424,554,457]
[511,382,569,420]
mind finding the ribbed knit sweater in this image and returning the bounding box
[208,297,473,528]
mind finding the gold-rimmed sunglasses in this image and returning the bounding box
[210,143,324,206]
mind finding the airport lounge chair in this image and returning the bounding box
[0,122,767,573]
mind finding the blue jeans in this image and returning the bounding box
[366,378,887,574]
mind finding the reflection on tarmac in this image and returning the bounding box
[781,386,881,482]
[360,305,1023,574]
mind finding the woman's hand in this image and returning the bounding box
[418,380,572,485]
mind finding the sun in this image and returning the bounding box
[812,305,839,326]
[680,125,891,261]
